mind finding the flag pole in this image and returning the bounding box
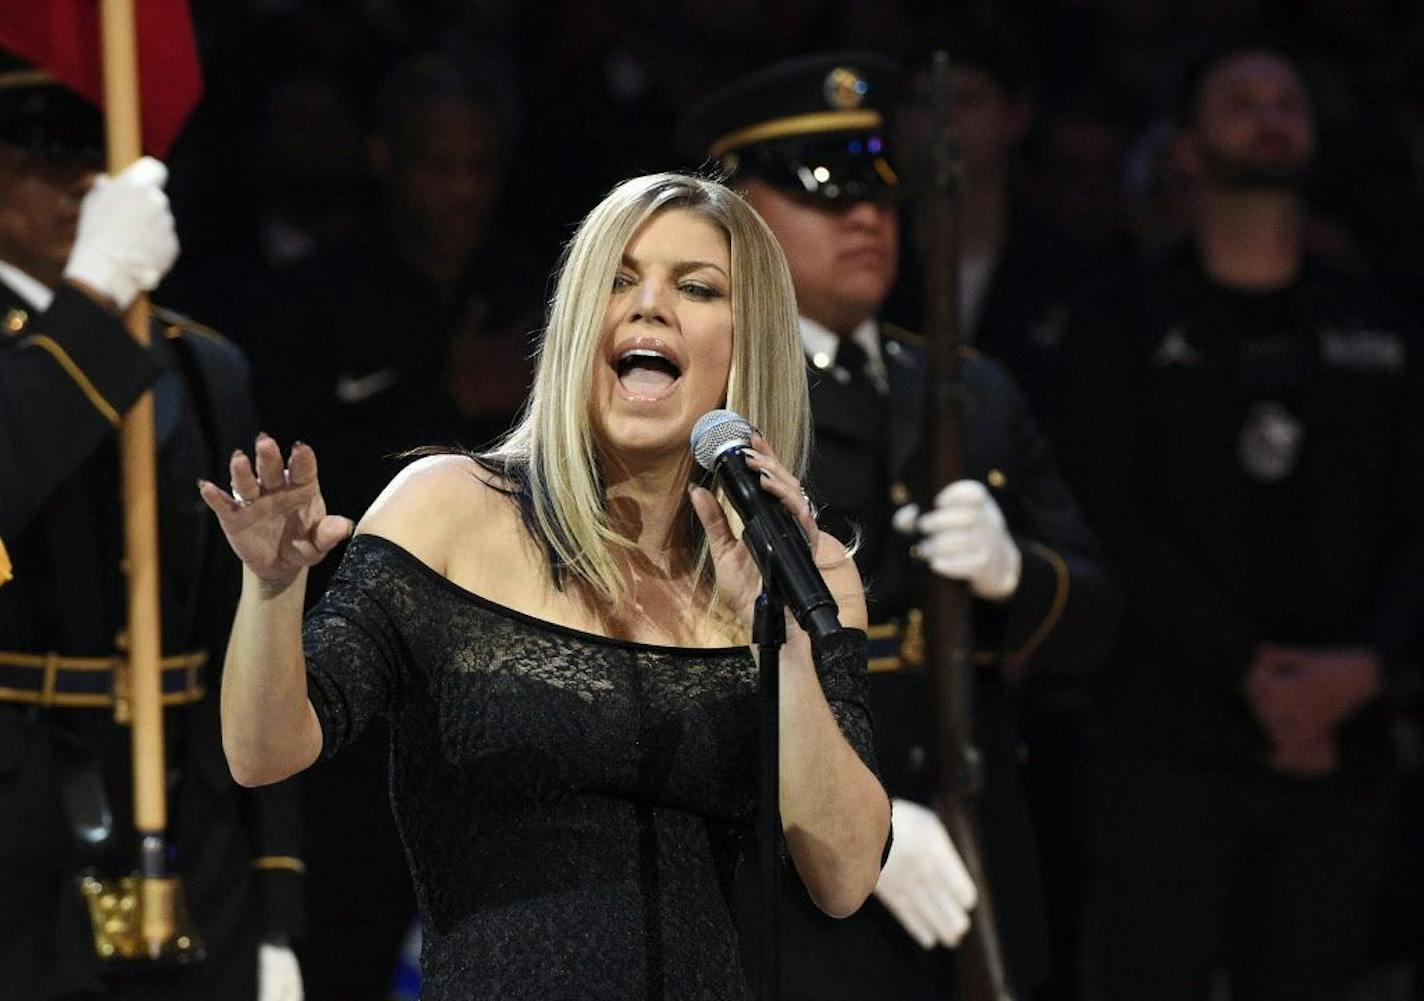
[98,0,174,957]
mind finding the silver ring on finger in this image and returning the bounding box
[230,482,254,507]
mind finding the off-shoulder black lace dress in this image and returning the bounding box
[303,534,877,1001]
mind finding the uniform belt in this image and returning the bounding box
[866,612,995,673]
[0,650,206,708]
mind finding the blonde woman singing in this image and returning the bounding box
[201,173,890,1000]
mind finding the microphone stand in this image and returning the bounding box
[754,582,785,1001]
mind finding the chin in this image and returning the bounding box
[596,408,694,462]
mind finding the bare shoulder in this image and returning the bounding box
[814,532,868,631]
[355,454,516,573]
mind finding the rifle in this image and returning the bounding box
[918,50,1014,1001]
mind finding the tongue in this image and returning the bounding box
[619,363,676,394]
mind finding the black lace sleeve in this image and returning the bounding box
[812,628,877,772]
[814,627,893,866]
[303,537,412,760]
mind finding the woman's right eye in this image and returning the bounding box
[611,273,635,292]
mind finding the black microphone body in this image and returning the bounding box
[691,411,842,643]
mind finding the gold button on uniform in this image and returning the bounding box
[987,469,1007,489]
[3,308,28,336]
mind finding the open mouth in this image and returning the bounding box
[615,347,683,399]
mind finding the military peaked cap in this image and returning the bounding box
[0,51,104,167]
[676,51,903,203]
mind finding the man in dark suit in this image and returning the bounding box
[678,53,1120,1000]
[1066,45,1423,1001]
[0,64,304,999]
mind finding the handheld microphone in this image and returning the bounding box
[690,409,842,643]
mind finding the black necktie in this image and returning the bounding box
[836,337,886,401]
[835,337,886,433]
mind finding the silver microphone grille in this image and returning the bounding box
[690,409,754,471]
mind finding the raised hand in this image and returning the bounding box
[197,435,352,589]
[687,432,818,629]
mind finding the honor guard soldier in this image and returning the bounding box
[0,61,304,999]
[678,52,1120,1000]
[1065,44,1424,1001]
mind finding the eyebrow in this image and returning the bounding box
[620,255,730,279]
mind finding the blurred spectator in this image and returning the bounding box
[242,51,544,1001]
[1028,89,1134,256]
[1063,44,1422,1001]
[247,50,541,519]
[890,22,1118,437]
[250,69,366,271]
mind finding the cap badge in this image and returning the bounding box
[823,67,868,110]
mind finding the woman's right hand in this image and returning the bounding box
[198,435,353,589]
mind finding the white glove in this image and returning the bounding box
[63,155,178,309]
[900,479,1021,601]
[874,798,979,949]
[258,942,304,1001]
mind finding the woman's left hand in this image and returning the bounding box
[688,433,818,629]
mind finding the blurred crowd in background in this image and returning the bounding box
[138,0,1424,998]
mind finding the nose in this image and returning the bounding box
[841,198,887,230]
[628,277,673,326]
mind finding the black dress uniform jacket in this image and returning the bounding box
[0,281,303,999]
[742,325,1120,1000]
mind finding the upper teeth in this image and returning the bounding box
[620,348,670,362]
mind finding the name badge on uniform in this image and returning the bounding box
[1319,326,1405,374]
[1238,401,1303,482]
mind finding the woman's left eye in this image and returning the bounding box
[680,283,722,301]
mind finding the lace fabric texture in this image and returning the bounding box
[303,533,877,1001]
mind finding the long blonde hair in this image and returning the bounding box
[482,172,809,608]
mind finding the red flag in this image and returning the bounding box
[0,1,202,158]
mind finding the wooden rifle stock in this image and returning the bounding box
[919,51,1014,1001]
